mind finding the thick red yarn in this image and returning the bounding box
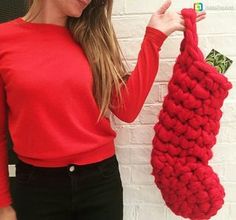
[150,8,233,220]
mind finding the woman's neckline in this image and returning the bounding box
[15,16,70,32]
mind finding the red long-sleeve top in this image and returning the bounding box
[0,16,167,207]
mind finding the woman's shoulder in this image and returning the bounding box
[0,18,15,28]
[0,17,20,37]
[0,18,24,46]
[0,18,21,56]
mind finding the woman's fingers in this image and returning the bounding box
[177,24,185,31]
[196,11,206,21]
[177,10,206,18]
[177,12,204,30]
[180,19,185,26]
[156,0,172,15]
[196,14,206,22]
[196,11,206,17]
[177,10,206,23]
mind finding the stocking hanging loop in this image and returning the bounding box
[179,8,204,65]
[181,9,198,50]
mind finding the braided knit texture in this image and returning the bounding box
[151,8,233,219]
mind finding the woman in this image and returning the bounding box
[0,0,206,219]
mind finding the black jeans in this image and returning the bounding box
[11,154,123,220]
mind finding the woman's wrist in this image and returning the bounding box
[0,206,13,213]
[145,26,168,47]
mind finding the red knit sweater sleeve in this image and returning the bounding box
[109,26,167,123]
[0,74,12,208]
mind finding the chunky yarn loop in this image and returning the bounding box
[150,8,233,219]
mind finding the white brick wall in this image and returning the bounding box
[111,0,236,219]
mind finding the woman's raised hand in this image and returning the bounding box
[147,0,206,36]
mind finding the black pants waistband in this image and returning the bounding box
[15,154,117,174]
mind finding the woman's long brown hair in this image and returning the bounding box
[25,0,130,123]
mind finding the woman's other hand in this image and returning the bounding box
[147,0,206,36]
[0,206,17,220]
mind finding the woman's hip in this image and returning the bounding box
[12,154,123,220]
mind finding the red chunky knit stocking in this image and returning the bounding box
[151,8,232,219]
